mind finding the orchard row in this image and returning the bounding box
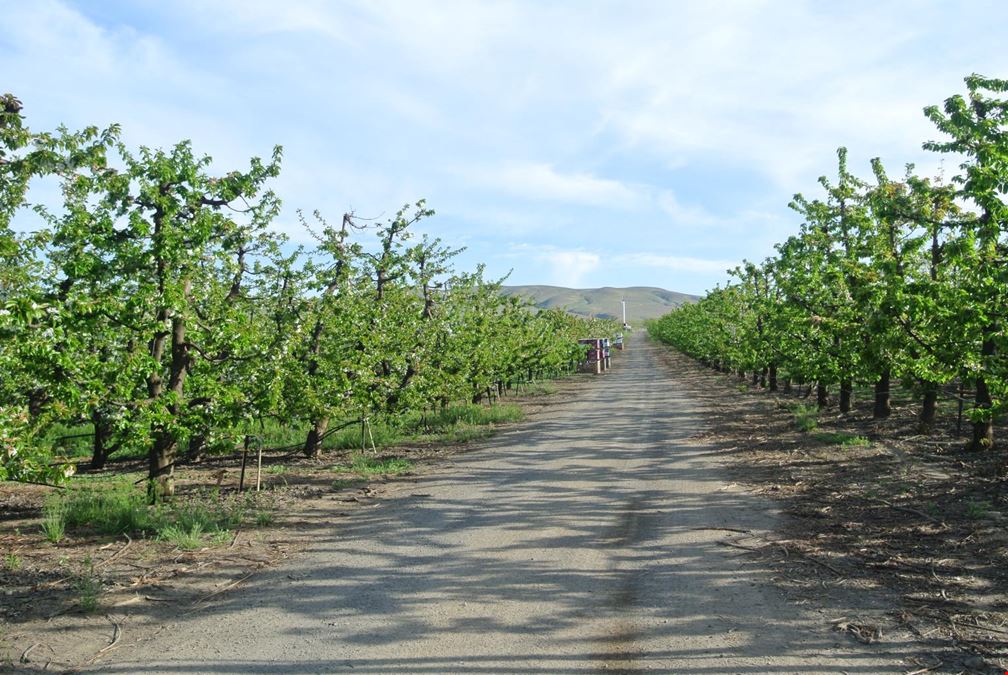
[649,75,1008,453]
[0,95,616,496]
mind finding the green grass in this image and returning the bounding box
[436,426,495,444]
[38,421,95,459]
[201,401,527,456]
[324,420,401,451]
[158,522,207,549]
[813,432,871,447]
[413,403,524,430]
[519,381,557,396]
[332,454,413,477]
[41,497,68,543]
[40,484,276,547]
[3,553,20,571]
[60,484,154,535]
[792,404,819,432]
[399,404,524,445]
[965,499,993,520]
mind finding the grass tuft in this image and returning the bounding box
[75,556,101,612]
[792,404,819,432]
[158,522,206,550]
[813,432,871,447]
[41,497,68,543]
[40,484,276,546]
[332,454,413,477]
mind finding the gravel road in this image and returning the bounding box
[94,336,912,673]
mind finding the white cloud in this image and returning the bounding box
[465,163,643,209]
[656,191,719,226]
[616,253,739,275]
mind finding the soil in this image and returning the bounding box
[654,345,1008,674]
[1,335,1005,673]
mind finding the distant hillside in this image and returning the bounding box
[501,285,699,322]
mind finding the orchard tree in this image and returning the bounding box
[48,137,282,498]
[924,74,1008,450]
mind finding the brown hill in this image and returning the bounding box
[500,285,698,322]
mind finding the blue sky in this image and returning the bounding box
[3,1,1007,295]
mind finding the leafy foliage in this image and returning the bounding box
[0,94,618,497]
[650,74,1008,452]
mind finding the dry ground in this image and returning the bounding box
[654,344,1008,674]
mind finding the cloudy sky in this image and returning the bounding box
[3,1,1006,294]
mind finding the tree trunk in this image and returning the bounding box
[816,382,828,409]
[148,430,176,502]
[919,380,938,432]
[839,379,852,413]
[303,417,328,459]
[768,364,778,392]
[187,431,207,464]
[873,369,891,419]
[751,370,759,386]
[967,334,996,451]
[969,375,994,451]
[91,409,112,471]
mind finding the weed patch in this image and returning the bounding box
[965,499,992,520]
[74,556,101,612]
[158,522,207,550]
[813,432,870,447]
[792,404,819,432]
[333,454,413,477]
[520,381,557,396]
[40,484,276,545]
[41,497,68,543]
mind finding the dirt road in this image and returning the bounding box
[94,336,913,673]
